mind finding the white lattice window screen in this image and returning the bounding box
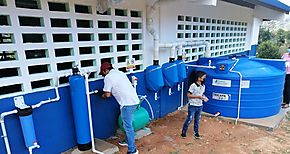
[0,0,144,97]
[177,15,247,61]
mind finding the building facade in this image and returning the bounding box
[0,0,289,153]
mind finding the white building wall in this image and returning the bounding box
[144,0,255,64]
[0,0,286,97]
[250,17,263,46]
[0,0,146,98]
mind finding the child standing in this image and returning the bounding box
[181,71,208,139]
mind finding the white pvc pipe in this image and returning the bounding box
[0,110,17,154]
[0,86,59,154]
[29,144,40,154]
[154,38,160,61]
[159,41,211,61]
[147,2,160,62]
[84,74,104,154]
[139,95,155,120]
[177,44,183,57]
[229,58,242,124]
[170,46,176,59]
[178,82,184,110]
[32,87,60,109]
[204,42,211,58]
[186,64,216,69]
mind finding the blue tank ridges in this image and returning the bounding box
[197,57,285,118]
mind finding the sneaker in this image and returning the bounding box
[118,140,128,147]
[282,103,289,109]
[181,133,186,138]
[194,133,201,139]
[127,149,139,154]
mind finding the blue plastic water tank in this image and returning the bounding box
[197,57,285,118]
[175,60,187,82]
[162,62,179,87]
[145,65,164,91]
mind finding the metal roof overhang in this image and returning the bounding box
[222,0,290,13]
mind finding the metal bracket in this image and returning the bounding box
[14,96,29,109]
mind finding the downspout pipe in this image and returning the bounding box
[204,41,211,58]
[177,45,183,109]
[178,81,184,110]
[147,1,160,65]
[159,41,210,62]
[153,37,160,65]
[84,73,104,154]
[177,44,183,60]
[169,46,176,62]
[0,85,60,154]
[159,44,176,62]
[229,58,242,124]
[147,0,211,64]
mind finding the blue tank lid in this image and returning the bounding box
[232,58,284,77]
[207,57,285,78]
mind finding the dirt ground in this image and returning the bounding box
[109,108,290,154]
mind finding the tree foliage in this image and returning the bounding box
[275,29,286,46]
[257,27,289,59]
[257,41,281,59]
[258,28,273,44]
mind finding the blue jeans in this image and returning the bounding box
[182,105,203,134]
[121,105,138,153]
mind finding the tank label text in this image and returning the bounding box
[212,92,231,101]
[212,79,231,87]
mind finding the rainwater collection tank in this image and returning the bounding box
[196,57,285,118]
[145,65,164,91]
[162,62,179,87]
[175,60,187,82]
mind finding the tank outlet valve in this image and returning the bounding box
[131,76,138,88]
[214,112,221,117]
[168,88,174,96]
[154,92,160,100]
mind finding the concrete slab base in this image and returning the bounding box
[116,127,152,140]
[202,107,290,131]
[135,127,152,140]
[62,138,119,154]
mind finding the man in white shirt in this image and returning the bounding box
[99,62,139,154]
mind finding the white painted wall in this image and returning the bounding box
[0,0,287,97]
[254,5,286,21]
[250,17,263,46]
[144,0,255,65]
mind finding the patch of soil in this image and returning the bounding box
[109,109,290,154]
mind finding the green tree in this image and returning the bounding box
[275,29,286,46]
[258,28,273,44]
[285,30,290,44]
[257,41,281,59]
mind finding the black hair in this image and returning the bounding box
[195,71,206,85]
[189,70,206,86]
